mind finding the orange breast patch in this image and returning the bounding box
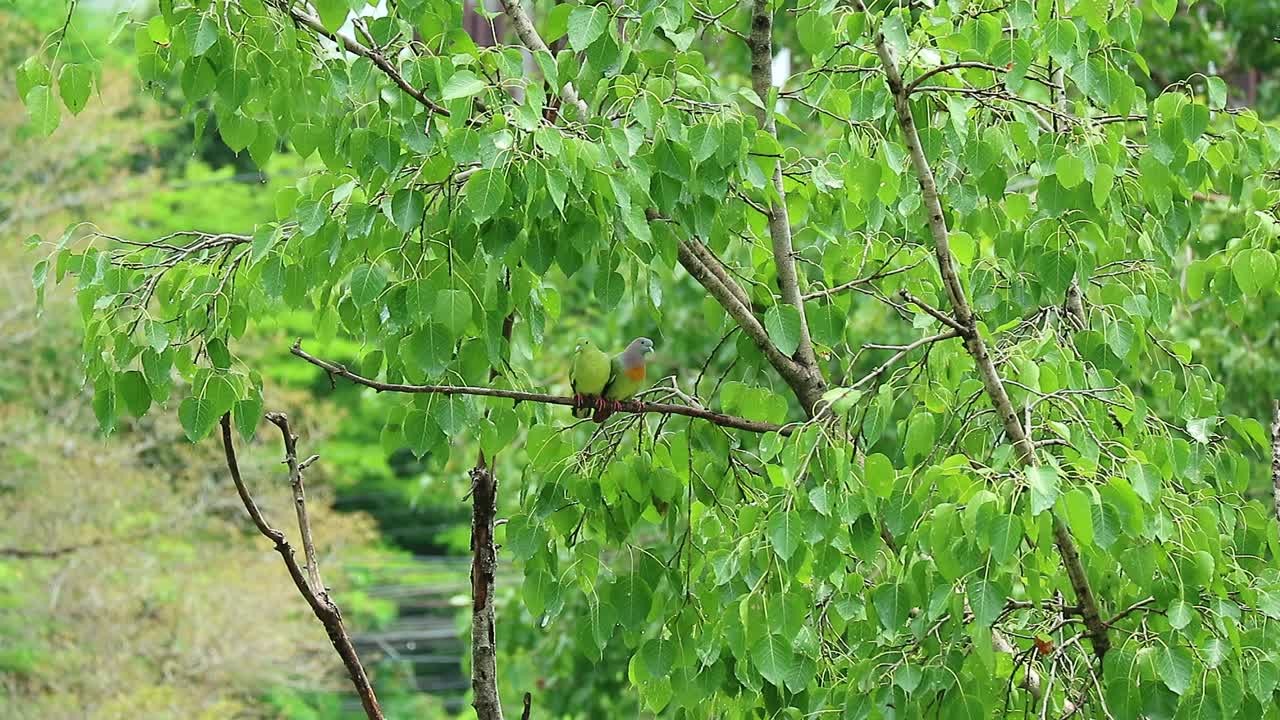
[625,365,646,381]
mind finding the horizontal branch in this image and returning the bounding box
[291,343,794,435]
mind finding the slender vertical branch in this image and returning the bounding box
[469,459,503,720]
[218,415,384,720]
[469,298,515,720]
[862,6,1110,660]
[267,411,324,595]
[1271,399,1280,542]
[748,0,823,383]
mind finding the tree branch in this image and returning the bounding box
[469,460,503,720]
[219,415,384,720]
[495,0,591,120]
[291,342,794,435]
[862,4,1111,660]
[1272,399,1280,543]
[269,1,450,118]
[749,0,823,387]
[265,412,325,596]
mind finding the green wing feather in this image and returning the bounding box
[570,344,611,418]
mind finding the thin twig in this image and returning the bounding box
[266,412,324,596]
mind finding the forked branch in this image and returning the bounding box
[219,415,383,720]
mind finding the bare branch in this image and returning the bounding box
[266,412,324,596]
[219,415,384,720]
[291,342,795,435]
[898,289,967,333]
[862,3,1111,660]
[469,460,503,720]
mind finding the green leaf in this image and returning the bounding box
[313,0,348,32]
[218,113,257,152]
[967,578,1002,626]
[178,379,234,443]
[234,390,263,442]
[1063,489,1094,546]
[1156,644,1193,695]
[23,85,60,136]
[403,409,442,458]
[594,270,625,310]
[349,264,388,307]
[797,12,835,56]
[442,70,487,100]
[864,453,895,498]
[751,633,797,688]
[950,231,976,266]
[390,188,426,232]
[1055,154,1086,188]
[568,5,608,51]
[767,511,803,562]
[1043,19,1078,66]
[1152,0,1177,22]
[1231,248,1277,297]
[434,289,473,335]
[116,371,150,418]
[191,13,219,56]
[58,64,92,115]
[465,169,508,223]
[1029,465,1059,515]
[146,321,170,354]
[1167,600,1194,630]
[1206,76,1227,110]
[764,305,802,356]
[407,323,454,378]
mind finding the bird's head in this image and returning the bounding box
[632,337,655,355]
[575,337,592,352]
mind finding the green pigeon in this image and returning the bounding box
[569,337,611,418]
[594,337,656,422]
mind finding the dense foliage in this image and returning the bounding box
[16,0,1280,718]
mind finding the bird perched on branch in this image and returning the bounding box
[569,337,611,419]
[593,337,655,422]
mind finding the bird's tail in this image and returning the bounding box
[592,406,612,423]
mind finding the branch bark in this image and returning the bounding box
[1272,399,1280,542]
[219,414,384,720]
[266,412,325,596]
[748,0,823,389]
[496,0,591,119]
[469,460,503,720]
[291,342,794,435]
[863,6,1111,660]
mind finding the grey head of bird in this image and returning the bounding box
[621,337,655,365]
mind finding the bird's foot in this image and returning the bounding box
[614,400,625,412]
